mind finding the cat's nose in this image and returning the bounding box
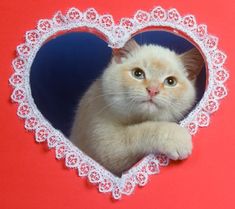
[146,86,159,97]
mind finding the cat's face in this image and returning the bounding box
[102,40,204,122]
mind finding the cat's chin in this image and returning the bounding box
[139,100,159,113]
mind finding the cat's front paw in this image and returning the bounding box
[162,125,193,160]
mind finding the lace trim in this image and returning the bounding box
[9,6,229,199]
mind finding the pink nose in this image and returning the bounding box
[146,86,159,97]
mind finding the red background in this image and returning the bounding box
[0,0,235,209]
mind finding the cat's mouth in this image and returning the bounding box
[141,99,158,108]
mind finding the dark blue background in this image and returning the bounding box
[30,31,206,136]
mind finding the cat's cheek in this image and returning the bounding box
[170,82,191,98]
[160,90,168,97]
[119,65,140,82]
[122,70,139,85]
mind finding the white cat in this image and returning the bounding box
[70,39,204,176]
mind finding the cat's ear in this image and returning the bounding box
[180,48,204,80]
[112,39,140,64]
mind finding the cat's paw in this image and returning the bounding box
[162,125,193,160]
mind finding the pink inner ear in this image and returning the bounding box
[112,39,140,63]
[112,48,128,63]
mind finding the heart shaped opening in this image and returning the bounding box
[30,30,206,175]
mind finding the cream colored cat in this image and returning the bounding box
[70,39,204,176]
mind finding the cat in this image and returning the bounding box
[70,39,204,176]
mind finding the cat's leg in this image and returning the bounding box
[78,121,192,175]
[125,121,192,160]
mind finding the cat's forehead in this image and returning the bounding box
[130,45,183,73]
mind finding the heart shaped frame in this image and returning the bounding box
[9,6,229,199]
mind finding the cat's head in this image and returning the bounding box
[101,39,204,122]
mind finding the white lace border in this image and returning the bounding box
[9,6,229,199]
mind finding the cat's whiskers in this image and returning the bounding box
[94,95,139,117]
[126,97,138,123]
[88,91,129,103]
[157,96,185,120]
[94,99,120,117]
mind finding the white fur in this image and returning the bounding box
[70,41,203,175]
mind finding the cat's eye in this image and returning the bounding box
[164,76,177,86]
[131,68,145,80]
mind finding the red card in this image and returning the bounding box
[0,0,235,209]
